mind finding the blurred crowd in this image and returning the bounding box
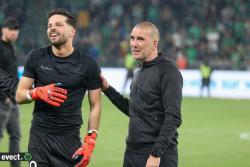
[0,0,249,70]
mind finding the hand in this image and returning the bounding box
[72,132,97,167]
[4,97,12,108]
[100,74,110,91]
[29,83,67,107]
[146,155,160,167]
[4,97,11,104]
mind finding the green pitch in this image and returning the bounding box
[0,97,250,167]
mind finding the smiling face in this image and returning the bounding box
[130,23,159,62]
[47,14,75,47]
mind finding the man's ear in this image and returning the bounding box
[153,40,158,50]
[70,28,76,37]
[2,27,7,35]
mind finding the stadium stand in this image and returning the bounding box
[0,0,249,70]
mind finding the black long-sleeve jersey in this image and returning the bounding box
[104,54,183,156]
[0,39,18,101]
[22,46,101,134]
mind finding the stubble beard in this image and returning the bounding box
[50,35,68,48]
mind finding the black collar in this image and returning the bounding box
[140,53,164,68]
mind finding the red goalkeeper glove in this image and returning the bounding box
[72,132,97,167]
[29,83,67,107]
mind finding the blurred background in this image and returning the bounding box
[0,0,250,69]
[0,0,250,167]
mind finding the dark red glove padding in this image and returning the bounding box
[29,83,67,107]
[72,132,97,167]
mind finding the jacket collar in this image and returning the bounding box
[140,53,164,68]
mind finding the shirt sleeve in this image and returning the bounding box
[85,57,101,90]
[104,86,129,116]
[0,44,15,100]
[152,64,183,156]
[0,45,5,70]
[0,68,19,100]
[22,50,36,79]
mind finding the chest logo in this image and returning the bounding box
[40,65,53,71]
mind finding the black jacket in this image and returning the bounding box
[0,68,19,100]
[104,54,183,156]
[0,39,18,101]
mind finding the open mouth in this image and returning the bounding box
[49,32,60,38]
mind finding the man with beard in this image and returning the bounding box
[15,8,102,167]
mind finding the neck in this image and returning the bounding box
[144,51,158,62]
[52,43,74,57]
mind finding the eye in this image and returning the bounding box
[137,37,144,41]
[56,22,64,26]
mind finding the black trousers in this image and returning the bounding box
[0,101,21,167]
[28,127,81,167]
[123,145,178,167]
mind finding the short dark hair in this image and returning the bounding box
[47,8,77,29]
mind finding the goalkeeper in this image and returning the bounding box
[13,8,102,167]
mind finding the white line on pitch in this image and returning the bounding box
[239,132,250,140]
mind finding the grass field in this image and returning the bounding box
[0,96,250,167]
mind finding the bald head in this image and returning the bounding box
[133,21,160,41]
[130,21,160,62]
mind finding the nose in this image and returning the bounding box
[48,28,57,35]
[48,24,56,31]
[49,26,56,31]
[131,40,138,48]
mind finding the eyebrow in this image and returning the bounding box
[137,36,144,40]
[48,21,64,26]
[130,35,145,40]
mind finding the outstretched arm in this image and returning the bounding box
[100,74,129,116]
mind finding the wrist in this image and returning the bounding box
[26,90,33,101]
[103,86,113,94]
[102,85,110,91]
[29,88,39,100]
[87,130,97,140]
[151,150,164,158]
[88,130,98,135]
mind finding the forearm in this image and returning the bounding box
[103,86,129,116]
[153,97,182,155]
[153,111,182,150]
[87,104,101,131]
[15,88,33,104]
[15,77,34,104]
